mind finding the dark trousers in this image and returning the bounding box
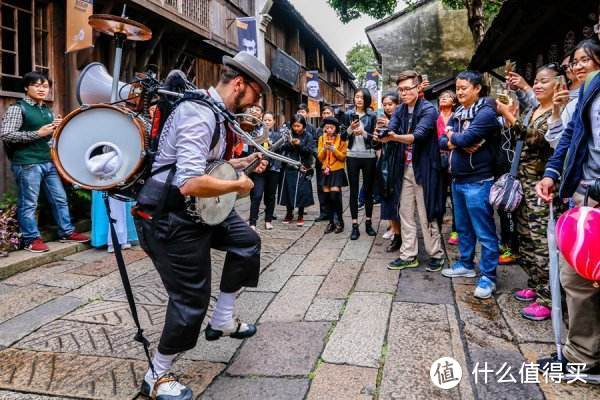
[249,170,279,225]
[315,160,328,217]
[135,210,260,355]
[347,157,376,220]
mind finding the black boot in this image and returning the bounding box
[324,222,335,234]
[335,221,344,234]
[365,220,376,236]
[386,234,402,252]
[351,223,360,240]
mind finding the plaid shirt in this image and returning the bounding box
[0,97,43,143]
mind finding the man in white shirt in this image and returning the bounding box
[134,52,270,400]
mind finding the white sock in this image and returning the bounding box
[210,291,237,327]
[145,351,178,382]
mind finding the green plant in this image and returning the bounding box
[0,192,17,210]
[345,43,378,87]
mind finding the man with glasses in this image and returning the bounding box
[134,52,271,399]
[375,70,445,272]
[0,71,89,253]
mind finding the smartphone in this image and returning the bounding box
[504,60,516,75]
[555,75,567,91]
[497,92,510,105]
[351,113,360,123]
[421,74,429,82]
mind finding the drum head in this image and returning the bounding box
[52,105,145,190]
[196,162,238,226]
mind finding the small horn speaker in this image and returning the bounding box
[77,62,131,105]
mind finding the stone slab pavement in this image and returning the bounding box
[0,193,597,399]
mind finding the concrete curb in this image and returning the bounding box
[0,241,90,280]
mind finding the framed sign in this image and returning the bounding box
[271,49,301,87]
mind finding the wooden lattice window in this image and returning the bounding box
[182,0,209,27]
[0,0,51,96]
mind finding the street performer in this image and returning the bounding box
[133,52,271,400]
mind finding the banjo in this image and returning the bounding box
[186,134,289,225]
[155,89,301,225]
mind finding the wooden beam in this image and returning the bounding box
[139,27,166,69]
[168,38,189,71]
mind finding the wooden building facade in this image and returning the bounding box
[0,0,355,193]
[0,0,253,194]
[262,0,356,125]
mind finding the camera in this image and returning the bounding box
[377,128,391,138]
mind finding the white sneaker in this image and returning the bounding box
[140,372,193,400]
[107,243,132,253]
[474,277,496,299]
[265,222,273,230]
[382,229,393,240]
[441,263,477,278]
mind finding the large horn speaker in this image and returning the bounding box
[77,62,131,105]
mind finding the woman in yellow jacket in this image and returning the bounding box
[318,116,348,234]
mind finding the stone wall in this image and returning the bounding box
[367,0,474,92]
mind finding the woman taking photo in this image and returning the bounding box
[345,88,378,240]
[497,64,562,321]
[377,92,402,252]
[279,114,314,226]
[318,116,348,234]
[248,111,282,230]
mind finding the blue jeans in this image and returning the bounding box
[11,162,74,243]
[452,180,499,282]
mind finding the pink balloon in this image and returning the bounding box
[556,206,600,282]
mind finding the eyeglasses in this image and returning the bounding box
[30,83,49,89]
[242,78,262,102]
[569,57,594,69]
[397,84,419,93]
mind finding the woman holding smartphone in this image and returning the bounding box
[496,64,562,321]
[344,88,378,240]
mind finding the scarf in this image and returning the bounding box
[454,98,486,122]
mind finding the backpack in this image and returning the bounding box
[489,140,524,212]
[114,90,223,200]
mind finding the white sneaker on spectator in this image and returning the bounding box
[382,229,394,240]
[474,276,496,299]
[441,262,476,278]
[107,243,132,253]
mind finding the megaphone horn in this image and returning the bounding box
[76,62,132,105]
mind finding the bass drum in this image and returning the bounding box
[51,104,147,191]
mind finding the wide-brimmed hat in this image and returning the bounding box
[223,52,271,93]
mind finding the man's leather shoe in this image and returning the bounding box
[205,318,257,341]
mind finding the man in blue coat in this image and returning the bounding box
[377,70,445,272]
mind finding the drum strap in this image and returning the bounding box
[103,193,156,376]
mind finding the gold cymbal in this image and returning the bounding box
[89,14,152,41]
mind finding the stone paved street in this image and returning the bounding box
[0,193,599,400]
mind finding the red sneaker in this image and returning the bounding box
[296,216,304,227]
[26,238,49,253]
[60,232,90,243]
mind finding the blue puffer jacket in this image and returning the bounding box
[440,100,501,183]
[544,72,600,198]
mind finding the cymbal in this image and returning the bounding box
[89,14,152,41]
